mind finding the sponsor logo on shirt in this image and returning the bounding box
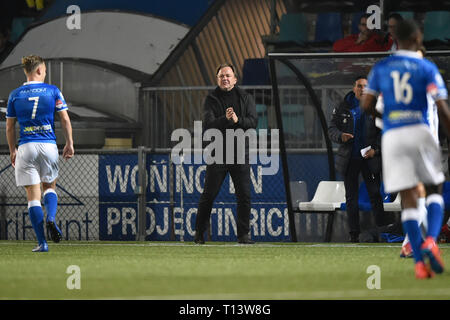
[23,124,53,134]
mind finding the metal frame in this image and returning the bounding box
[268,50,450,242]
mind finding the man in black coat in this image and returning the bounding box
[194,63,258,244]
[328,75,388,242]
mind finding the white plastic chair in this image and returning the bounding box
[299,181,346,211]
[298,181,346,242]
[383,193,402,212]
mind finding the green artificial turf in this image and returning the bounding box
[1,241,450,300]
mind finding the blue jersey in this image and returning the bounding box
[366,50,448,133]
[6,81,68,145]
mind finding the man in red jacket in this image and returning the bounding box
[333,14,385,52]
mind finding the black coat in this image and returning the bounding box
[203,86,257,131]
[203,86,258,162]
[328,91,382,176]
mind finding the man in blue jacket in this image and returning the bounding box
[328,75,388,242]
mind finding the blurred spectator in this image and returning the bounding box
[382,13,404,51]
[333,14,385,52]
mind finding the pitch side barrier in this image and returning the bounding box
[0,148,341,243]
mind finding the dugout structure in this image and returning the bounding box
[268,51,450,242]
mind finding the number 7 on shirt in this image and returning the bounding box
[28,96,39,119]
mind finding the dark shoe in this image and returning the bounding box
[194,232,205,244]
[46,221,62,243]
[238,235,255,244]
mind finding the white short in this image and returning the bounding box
[382,124,445,193]
[15,142,59,186]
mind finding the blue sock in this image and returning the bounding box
[44,189,58,222]
[402,208,423,263]
[28,201,46,245]
[426,194,444,240]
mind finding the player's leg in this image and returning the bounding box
[195,164,227,243]
[416,127,446,274]
[401,183,426,258]
[15,143,48,252]
[42,180,62,242]
[229,164,253,243]
[400,187,432,278]
[39,143,62,242]
[381,126,433,278]
[417,183,428,235]
[25,184,48,252]
[421,183,445,273]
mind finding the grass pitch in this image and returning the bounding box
[1,241,450,300]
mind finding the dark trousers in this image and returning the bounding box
[344,158,387,236]
[195,164,251,239]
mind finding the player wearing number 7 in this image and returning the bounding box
[6,55,74,252]
[362,20,450,279]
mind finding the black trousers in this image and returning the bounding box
[344,158,387,235]
[195,164,251,239]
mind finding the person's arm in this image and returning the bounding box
[328,106,353,144]
[6,117,17,167]
[203,96,229,130]
[362,65,382,118]
[234,94,257,130]
[354,33,386,52]
[58,110,74,160]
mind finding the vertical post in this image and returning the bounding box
[270,0,277,35]
[137,146,147,241]
[379,0,384,27]
[269,58,298,242]
[60,61,64,92]
[0,187,6,240]
[48,61,52,85]
[169,152,175,240]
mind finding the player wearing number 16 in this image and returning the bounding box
[6,55,74,252]
[362,20,450,279]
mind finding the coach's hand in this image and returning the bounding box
[363,148,375,159]
[341,133,354,143]
[226,107,238,124]
[63,143,74,160]
[10,148,17,168]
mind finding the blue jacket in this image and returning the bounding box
[328,91,382,175]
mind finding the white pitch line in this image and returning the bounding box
[93,287,450,300]
[2,241,450,250]
[0,241,408,248]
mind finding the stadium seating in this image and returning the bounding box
[298,181,346,241]
[277,13,308,45]
[242,58,270,86]
[396,11,414,19]
[383,193,401,212]
[289,180,309,210]
[424,11,450,42]
[10,17,35,43]
[315,12,343,43]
